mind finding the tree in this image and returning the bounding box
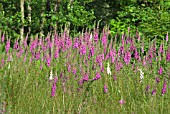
[20,0,24,42]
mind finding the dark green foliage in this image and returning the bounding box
[109,0,170,42]
[0,0,170,45]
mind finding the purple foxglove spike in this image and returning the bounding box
[93,72,101,81]
[119,100,125,105]
[104,84,108,93]
[5,40,10,53]
[166,49,170,61]
[124,50,131,65]
[162,80,167,95]
[145,85,150,92]
[166,32,168,42]
[151,89,156,95]
[158,66,163,75]
[68,65,71,72]
[155,77,160,84]
[159,44,163,54]
[1,33,5,43]
[94,31,98,44]
[51,76,58,97]
[113,74,117,81]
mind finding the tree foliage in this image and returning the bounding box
[0,0,170,43]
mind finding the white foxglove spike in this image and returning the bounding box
[107,62,111,75]
[8,63,10,70]
[49,69,53,81]
[90,33,93,41]
[139,69,144,82]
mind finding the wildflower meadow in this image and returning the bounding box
[0,27,170,114]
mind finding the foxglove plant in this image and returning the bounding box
[93,72,101,81]
[73,37,79,49]
[152,89,156,95]
[103,84,108,93]
[166,47,170,61]
[139,69,144,82]
[94,30,99,44]
[35,51,40,60]
[5,40,10,53]
[51,76,58,97]
[23,35,28,48]
[159,43,163,54]
[118,46,124,58]
[141,45,144,54]
[107,62,111,75]
[119,100,125,105]
[134,49,139,60]
[145,85,150,93]
[1,33,4,43]
[158,66,163,75]
[124,50,131,65]
[46,57,51,67]
[166,32,168,42]
[110,49,116,63]
[156,77,160,84]
[101,65,104,72]
[162,80,167,95]
[54,48,59,59]
[79,44,86,56]
[49,69,53,81]
[68,65,71,72]
[72,68,77,75]
[101,33,107,47]
[13,40,19,50]
[1,58,4,67]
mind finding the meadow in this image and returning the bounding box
[0,27,170,114]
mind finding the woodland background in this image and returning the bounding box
[0,0,170,42]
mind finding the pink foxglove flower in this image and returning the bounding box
[54,48,59,59]
[162,80,167,95]
[151,89,156,95]
[1,33,4,43]
[94,31,98,43]
[119,100,125,105]
[159,44,163,54]
[5,40,10,53]
[72,68,77,75]
[158,66,163,75]
[93,72,101,81]
[80,44,86,56]
[103,84,108,93]
[141,44,144,53]
[124,50,131,65]
[101,33,107,46]
[46,57,51,67]
[51,76,58,97]
[73,37,79,49]
[145,85,150,93]
[101,65,104,72]
[68,65,71,72]
[166,50,170,61]
[166,32,168,42]
[155,77,160,84]
[113,74,117,81]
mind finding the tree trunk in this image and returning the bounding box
[54,0,60,33]
[20,0,24,42]
[40,0,45,36]
[46,0,51,32]
[28,0,31,34]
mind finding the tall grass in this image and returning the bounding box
[0,28,170,114]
